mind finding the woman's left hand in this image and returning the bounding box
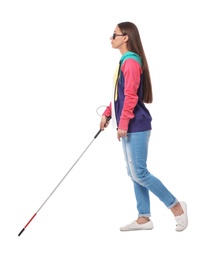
[117,129,127,141]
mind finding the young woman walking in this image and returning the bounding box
[100,21,188,232]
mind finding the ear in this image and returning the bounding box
[123,35,129,43]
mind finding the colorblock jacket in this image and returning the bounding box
[103,51,152,133]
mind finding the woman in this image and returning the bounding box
[100,22,188,232]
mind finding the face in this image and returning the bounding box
[110,26,128,53]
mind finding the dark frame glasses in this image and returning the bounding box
[112,33,127,39]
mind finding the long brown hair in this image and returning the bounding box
[118,22,153,103]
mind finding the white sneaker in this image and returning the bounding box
[120,220,154,231]
[175,201,188,231]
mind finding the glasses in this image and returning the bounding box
[112,33,127,39]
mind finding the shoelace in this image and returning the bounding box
[175,216,184,227]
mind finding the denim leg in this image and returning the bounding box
[122,137,151,217]
[122,131,177,217]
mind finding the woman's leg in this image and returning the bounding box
[125,130,177,208]
[121,130,188,231]
[122,137,151,217]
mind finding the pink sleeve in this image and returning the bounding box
[118,59,142,131]
[102,102,112,117]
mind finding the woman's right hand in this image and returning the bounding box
[100,116,110,130]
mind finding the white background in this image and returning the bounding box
[0,0,206,259]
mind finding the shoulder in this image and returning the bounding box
[121,58,142,73]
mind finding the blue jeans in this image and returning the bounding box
[121,130,177,217]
